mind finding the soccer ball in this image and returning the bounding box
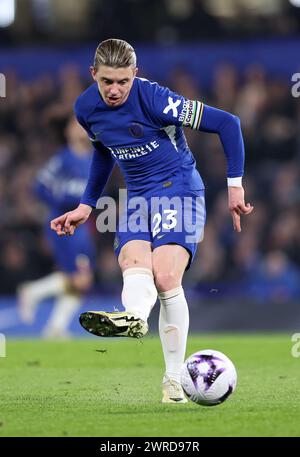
[180,349,237,406]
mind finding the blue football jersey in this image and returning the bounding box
[74,77,205,193]
[73,76,245,268]
[35,146,92,215]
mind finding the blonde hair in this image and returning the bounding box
[93,39,136,69]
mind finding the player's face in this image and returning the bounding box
[91,65,138,107]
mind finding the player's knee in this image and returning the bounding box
[119,257,142,271]
[154,270,180,293]
[118,254,152,272]
[118,241,152,272]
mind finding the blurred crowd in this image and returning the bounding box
[3,0,300,44]
[0,61,299,303]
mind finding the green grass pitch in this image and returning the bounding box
[0,334,299,437]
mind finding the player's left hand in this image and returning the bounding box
[228,186,253,232]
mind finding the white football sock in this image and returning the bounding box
[24,272,67,302]
[18,272,68,324]
[121,267,157,322]
[42,293,81,338]
[159,286,189,384]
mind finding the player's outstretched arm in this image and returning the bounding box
[228,186,253,232]
[197,104,254,231]
[150,84,254,230]
[50,203,92,236]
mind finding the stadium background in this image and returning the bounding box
[0,0,300,337]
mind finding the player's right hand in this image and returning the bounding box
[50,204,93,236]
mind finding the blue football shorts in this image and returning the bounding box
[114,181,206,270]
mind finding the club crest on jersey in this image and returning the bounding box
[163,97,181,118]
[129,123,144,138]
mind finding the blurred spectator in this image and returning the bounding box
[17,117,95,338]
[248,251,300,304]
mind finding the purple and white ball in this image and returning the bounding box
[180,349,237,406]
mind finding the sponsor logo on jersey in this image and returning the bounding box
[108,141,159,160]
[163,97,181,118]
